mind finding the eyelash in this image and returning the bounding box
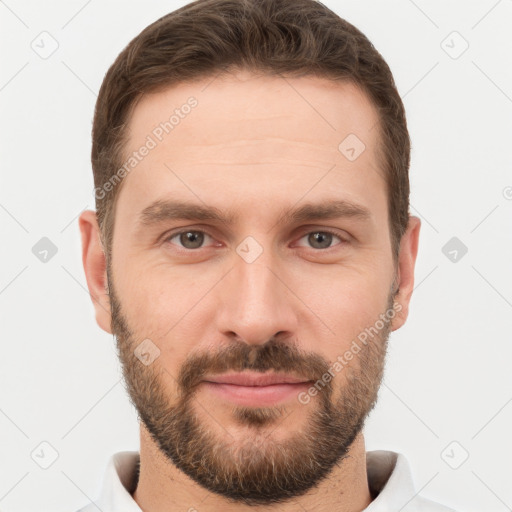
[163,228,348,251]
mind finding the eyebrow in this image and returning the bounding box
[138,198,371,227]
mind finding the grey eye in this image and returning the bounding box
[297,231,343,250]
[171,230,209,249]
[308,232,334,249]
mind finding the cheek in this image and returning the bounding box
[294,262,391,347]
[112,256,170,338]
[116,260,216,358]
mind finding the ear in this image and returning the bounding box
[78,210,112,334]
[390,216,421,331]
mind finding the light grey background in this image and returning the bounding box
[1,1,511,511]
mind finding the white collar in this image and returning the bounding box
[77,450,455,511]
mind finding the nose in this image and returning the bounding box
[214,250,298,346]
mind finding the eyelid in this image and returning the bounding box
[293,228,349,248]
[163,228,219,248]
[162,226,350,251]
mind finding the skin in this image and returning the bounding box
[80,70,420,511]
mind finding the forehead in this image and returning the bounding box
[117,71,386,222]
[126,71,381,158]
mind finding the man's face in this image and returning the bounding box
[106,71,400,504]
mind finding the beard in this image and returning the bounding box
[108,269,393,506]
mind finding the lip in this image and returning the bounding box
[200,372,312,407]
[203,371,310,386]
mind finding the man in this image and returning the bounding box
[78,0,456,510]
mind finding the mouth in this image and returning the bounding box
[200,371,313,406]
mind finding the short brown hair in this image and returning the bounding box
[92,0,410,263]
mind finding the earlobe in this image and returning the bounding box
[78,210,113,334]
[390,216,421,332]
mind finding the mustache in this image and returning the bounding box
[178,337,332,395]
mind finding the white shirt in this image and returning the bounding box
[76,450,456,511]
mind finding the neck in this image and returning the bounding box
[132,425,372,512]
